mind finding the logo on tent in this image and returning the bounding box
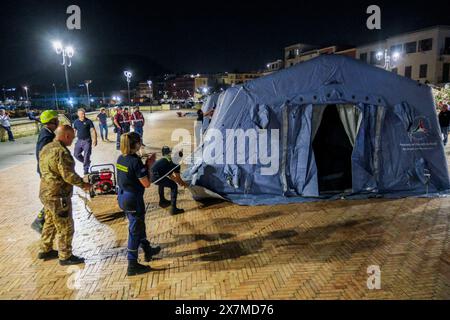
[409,116,430,142]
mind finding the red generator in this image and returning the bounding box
[88,164,117,198]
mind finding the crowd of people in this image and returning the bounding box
[31,106,189,276]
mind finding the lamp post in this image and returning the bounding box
[376,49,401,71]
[124,71,132,105]
[53,41,74,121]
[53,83,59,110]
[147,80,153,113]
[85,80,92,109]
[23,86,29,104]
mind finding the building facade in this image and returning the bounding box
[213,72,260,87]
[264,60,284,75]
[356,26,450,85]
[284,44,356,68]
[165,75,209,100]
[134,81,154,102]
[284,43,319,68]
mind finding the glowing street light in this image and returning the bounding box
[124,71,132,105]
[53,41,75,121]
[85,80,92,108]
[147,80,153,113]
[52,83,59,110]
[23,86,29,103]
[376,49,402,71]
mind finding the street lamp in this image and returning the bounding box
[147,80,153,113]
[23,86,29,103]
[124,71,132,105]
[376,49,401,70]
[53,83,59,110]
[53,41,75,121]
[85,80,92,109]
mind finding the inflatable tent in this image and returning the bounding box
[201,92,221,133]
[186,55,450,205]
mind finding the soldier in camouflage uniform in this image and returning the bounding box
[38,125,91,265]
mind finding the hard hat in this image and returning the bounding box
[40,110,59,124]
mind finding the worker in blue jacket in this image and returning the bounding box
[116,132,161,276]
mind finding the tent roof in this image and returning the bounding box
[201,93,221,113]
[243,55,434,111]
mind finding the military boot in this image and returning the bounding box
[170,207,185,215]
[38,250,59,261]
[59,255,85,266]
[143,245,162,262]
[127,260,151,276]
[158,199,171,208]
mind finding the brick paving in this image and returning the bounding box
[0,110,449,300]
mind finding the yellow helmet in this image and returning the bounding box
[40,110,59,124]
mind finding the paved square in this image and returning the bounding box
[0,111,449,299]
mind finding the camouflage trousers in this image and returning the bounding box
[40,198,74,260]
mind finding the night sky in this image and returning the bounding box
[1,0,450,90]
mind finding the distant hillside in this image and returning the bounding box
[4,54,170,94]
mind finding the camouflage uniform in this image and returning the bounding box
[39,141,84,260]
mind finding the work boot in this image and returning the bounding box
[170,207,185,215]
[159,199,171,208]
[59,255,85,266]
[127,260,151,276]
[31,217,45,234]
[144,245,162,262]
[38,250,59,261]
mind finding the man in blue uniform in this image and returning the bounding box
[31,110,60,233]
[73,108,98,175]
[116,132,161,276]
[151,146,188,215]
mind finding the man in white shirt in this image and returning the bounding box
[0,109,15,142]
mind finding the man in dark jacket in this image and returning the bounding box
[151,146,188,215]
[31,110,60,233]
[439,103,450,146]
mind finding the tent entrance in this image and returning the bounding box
[312,104,354,194]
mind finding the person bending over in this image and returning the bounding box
[151,146,188,215]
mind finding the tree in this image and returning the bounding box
[433,87,450,109]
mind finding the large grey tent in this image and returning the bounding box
[186,55,450,205]
[201,92,221,133]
